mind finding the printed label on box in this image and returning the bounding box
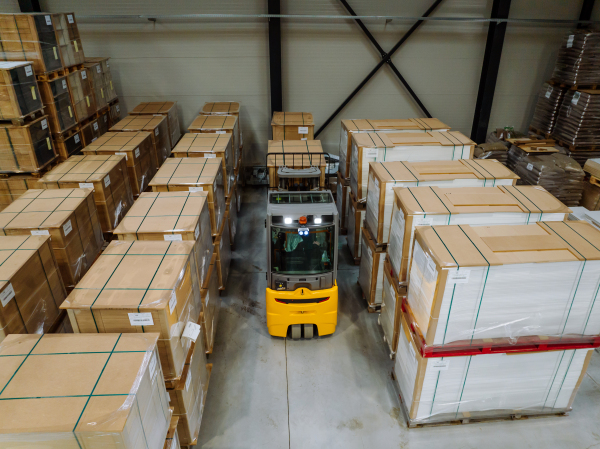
[447,269,470,284]
[182,321,201,342]
[135,148,140,158]
[104,115,107,122]
[572,91,581,105]
[545,86,553,99]
[0,283,15,308]
[567,34,574,48]
[128,313,153,326]
[527,163,533,171]
[30,87,36,100]
[298,126,309,134]
[414,217,433,227]
[31,230,50,236]
[74,133,80,144]
[115,152,127,161]
[154,128,159,136]
[24,65,32,77]
[430,360,449,371]
[45,15,52,25]
[365,148,378,158]
[205,290,210,306]
[41,119,47,130]
[81,70,87,80]
[215,131,226,134]
[63,220,72,236]
[67,14,74,23]
[169,291,177,314]
[92,137,97,142]
[96,65,101,73]
[104,176,111,187]
[195,224,200,239]
[62,79,67,90]
[204,154,216,158]
[164,234,183,241]
[93,122,98,131]
[79,182,93,189]
[189,187,203,192]
[101,88,104,98]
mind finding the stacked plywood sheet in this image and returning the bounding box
[0,61,43,120]
[110,115,171,168]
[130,101,181,149]
[271,112,314,140]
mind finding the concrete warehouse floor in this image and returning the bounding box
[197,187,600,449]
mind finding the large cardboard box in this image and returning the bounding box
[188,115,239,158]
[0,188,103,288]
[0,61,43,120]
[226,182,238,246]
[110,115,171,168]
[149,158,225,237]
[336,171,350,231]
[387,185,570,286]
[84,57,117,103]
[408,221,600,350]
[357,227,386,308]
[267,140,326,189]
[0,116,57,173]
[39,154,134,233]
[130,101,181,150]
[380,257,405,357]
[61,240,202,381]
[38,76,78,135]
[113,191,213,296]
[200,101,242,159]
[271,112,314,141]
[0,235,67,343]
[66,69,96,122]
[0,332,171,449]
[52,13,85,68]
[172,133,234,195]
[0,175,41,211]
[339,118,450,178]
[82,131,156,196]
[53,128,83,161]
[346,191,365,262]
[214,212,231,290]
[201,254,220,353]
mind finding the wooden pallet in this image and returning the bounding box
[359,283,382,313]
[553,137,599,152]
[548,79,600,91]
[590,176,600,188]
[1,108,45,126]
[35,63,84,82]
[363,222,388,251]
[78,104,110,128]
[528,126,553,140]
[179,363,213,449]
[0,154,61,177]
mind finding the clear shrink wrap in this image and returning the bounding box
[346,191,365,261]
[201,254,220,354]
[164,416,181,449]
[149,158,225,237]
[85,57,117,103]
[226,183,238,247]
[364,160,519,245]
[387,185,570,287]
[357,227,386,308]
[0,61,42,120]
[66,69,96,122]
[473,142,508,164]
[530,83,568,135]
[0,115,57,173]
[271,112,314,141]
[339,118,450,178]
[215,211,231,290]
[380,257,405,357]
[553,89,600,148]
[266,140,327,190]
[201,101,243,161]
[188,114,239,157]
[551,31,600,86]
[130,101,181,150]
[336,171,350,230]
[0,174,41,211]
[52,128,83,161]
[350,132,475,201]
[0,332,171,449]
[111,115,171,169]
[61,240,202,382]
[37,75,77,135]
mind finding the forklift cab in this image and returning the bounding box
[266,191,339,339]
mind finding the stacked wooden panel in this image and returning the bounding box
[110,115,171,168]
[130,101,181,149]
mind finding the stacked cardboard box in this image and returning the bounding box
[0,61,43,120]
[111,115,171,168]
[201,101,242,158]
[37,75,78,136]
[214,211,231,290]
[0,116,57,173]
[267,140,326,190]
[164,416,181,449]
[66,69,96,123]
[551,31,600,86]
[85,57,117,103]
[529,82,568,135]
[188,114,239,157]
[0,174,41,210]
[130,101,181,149]
[346,191,365,263]
[271,112,314,140]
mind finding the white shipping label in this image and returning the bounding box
[447,269,470,284]
[67,14,74,23]
[301,137,307,141]
[148,353,157,380]
[93,122,98,131]
[96,65,101,73]
[104,176,111,187]
[169,291,177,314]
[0,283,15,308]
[128,313,153,326]
[164,234,183,241]
[62,79,67,90]
[204,154,217,158]
[81,70,87,80]
[41,119,48,130]
[572,91,581,105]
[154,128,159,136]
[24,65,32,77]
[45,15,52,25]
[182,321,201,342]
[116,105,120,112]
[74,133,80,144]
[135,148,140,158]
[31,230,50,236]
[189,187,203,192]
[430,360,450,371]
[63,220,72,236]
[567,34,574,48]
[527,163,533,171]
[215,131,226,134]
[545,86,553,99]
[115,152,127,161]
[364,148,378,158]
[195,224,200,240]
[414,217,433,227]
[79,182,94,189]
[298,126,309,134]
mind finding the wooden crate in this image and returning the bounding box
[38,75,78,134]
[149,158,226,237]
[130,101,181,149]
[172,133,234,195]
[0,188,103,288]
[66,68,96,122]
[187,114,239,160]
[111,115,171,169]
[85,57,117,103]
[39,154,134,233]
[52,125,82,161]
[267,140,326,189]
[79,115,106,146]
[0,115,57,173]
[0,234,67,343]
[271,111,314,140]
[0,61,43,121]
[82,131,156,196]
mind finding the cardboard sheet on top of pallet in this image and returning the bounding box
[130,101,181,150]
[187,115,240,165]
[339,118,451,178]
[61,239,202,381]
[386,185,571,286]
[271,112,314,141]
[0,333,171,449]
[110,115,171,168]
[393,307,593,426]
[149,158,225,237]
[39,154,134,233]
[113,191,213,290]
[350,132,476,201]
[0,189,103,288]
[172,133,234,195]
[408,221,600,350]
[0,235,67,344]
[266,140,326,189]
[82,131,156,196]
[201,101,243,149]
[0,116,57,173]
[0,61,43,120]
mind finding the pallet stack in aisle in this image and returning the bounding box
[267,140,326,190]
[200,101,243,166]
[271,111,314,140]
[111,114,172,168]
[130,101,181,150]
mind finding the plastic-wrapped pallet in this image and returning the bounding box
[111,115,171,169]
[201,101,243,159]
[37,76,78,135]
[346,191,365,262]
[85,57,117,103]
[201,254,220,353]
[357,227,386,309]
[408,221,600,350]
[393,310,593,426]
[336,172,350,231]
[530,83,568,135]
[553,89,600,147]
[364,160,519,245]
[0,333,171,449]
[0,116,57,173]
[66,69,96,122]
[473,142,508,164]
[188,115,239,157]
[380,258,404,357]
[130,101,181,150]
[551,31,600,86]
[350,131,475,201]
[0,62,43,120]
[266,140,326,190]
[506,139,557,171]
[215,211,231,290]
[387,185,570,286]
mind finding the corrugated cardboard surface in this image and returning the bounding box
[353,131,474,148]
[201,101,240,115]
[110,115,171,168]
[342,118,449,132]
[129,101,181,151]
[271,112,314,140]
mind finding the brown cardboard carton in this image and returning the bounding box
[149,158,225,237]
[61,240,202,381]
[0,332,171,449]
[188,115,239,158]
[214,211,231,290]
[130,101,181,150]
[336,171,350,230]
[346,190,365,262]
[0,115,57,172]
[52,128,83,161]
[581,181,600,211]
[226,182,237,246]
[201,100,242,153]
[37,76,77,135]
[0,61,43,120]
[0,189,103,288]
[267,140,326,189]
[357,227,386,308]
[0,175,41,211]
[66,69,96,122]
[39,154,134,233]
[379,257,406,357]
[84,57,117,103]
[110,115,171,168]
[271,112,314,140]
[201,254,220,353]
[0,235,67,343]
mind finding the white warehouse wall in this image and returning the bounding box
[4,0,599,164]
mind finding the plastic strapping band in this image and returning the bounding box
[454,355,473,418]
[444,131,467,160]
[365,132,381,161]
[1,189,47,230]
[134,193,162,239]
[165,158,185,187]
[0,334,44,395]
[399,161,419,186]
[428,187,452,225]
[502,186,533,224]
[542,350,567,410]
[3,128,20,171]
[550,350,577,410]
[429,357,444,417]
[406,188,425,214]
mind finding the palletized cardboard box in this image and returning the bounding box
[0,188,104,288]
[39,154,134,233]
[172,133,234,195]
[164,416,181,449]
[346,190,365,262]
[52,128,83,161]
[0,235,67,343]
[79,115,104,145]
[149,158,226,237]
[271,112,314,140]
[188,115,239,159]
[581,180,600,211]
[0,332,171,449]
[380,257,405,357]
[0,115,57,173]
[201,254,220,353]
[408,221,600,350]
[0,175,41,211]
[52,13,85,68]
[83,59,109,111]
[108,98,121,127]
[82,131,156,196]
[336,171,349,230]
[38,76,77,135]
[387,185,570,286]
[201,101,242,157]
[0,61,43,120]
[339,118,450,178]
[357,227,386,308]
[226,182,237,246]
[130,101,181,150]
[66,69,96,122]
[85,57,117,103]
[214,211,231,291]
[111,115,171,168]
[267,140,326,189]
[113,191,214,295]
[61,240,202,381]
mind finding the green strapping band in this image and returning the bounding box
[428,187,452,225]
[399,161,419,186]
[463,159,495,187]
[502,186,533,224]
[444,131,466,160]
[429,358,444,417]
[454,356,473,418]
[542,350,567,410]
[406,188,425,215]
[550,350,577,410]
[0,334,44,395]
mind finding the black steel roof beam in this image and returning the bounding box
[18,0,41,12]
[268,0,283,115]
[578,0,596,28]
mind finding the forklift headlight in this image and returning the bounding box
[284,217,292,224]
[314,218,322,224]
